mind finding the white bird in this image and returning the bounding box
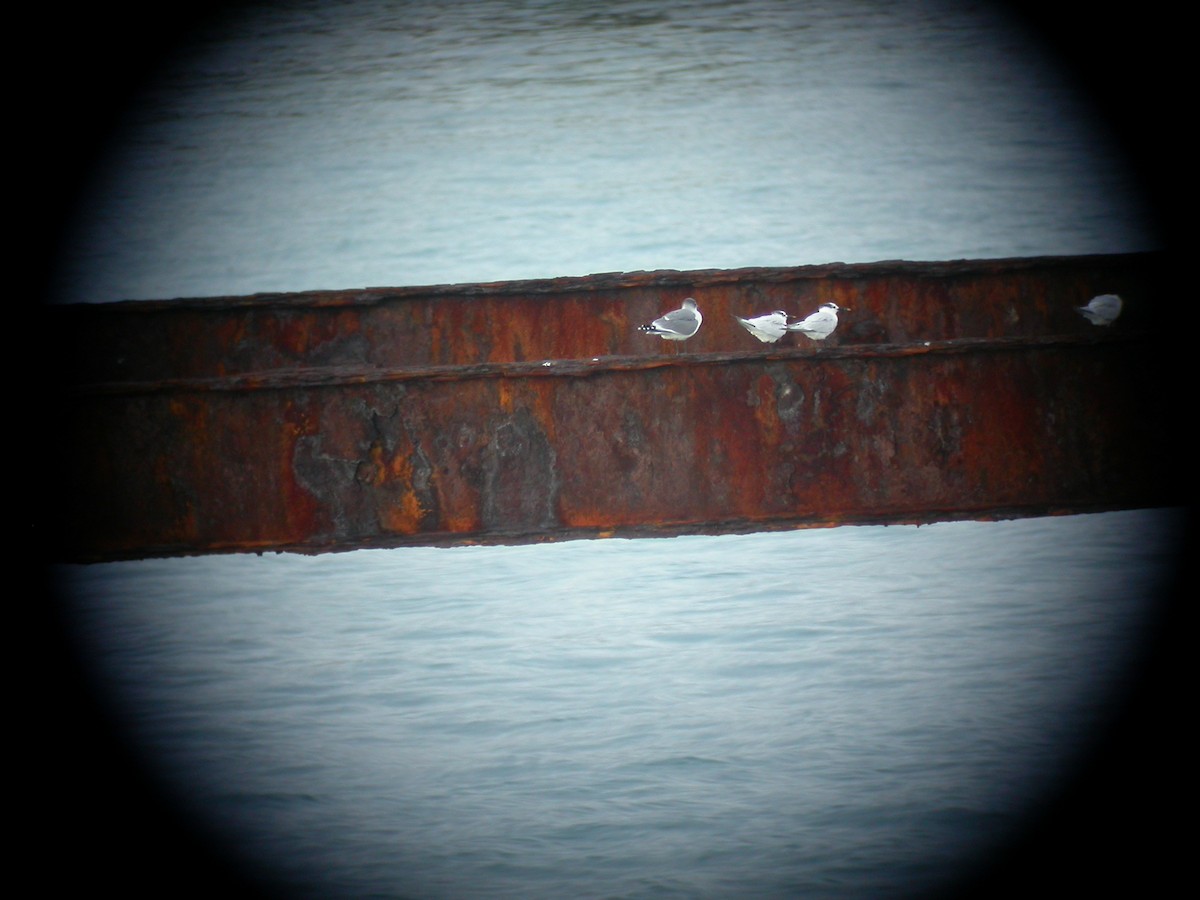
[787,302,844,341]
[1076,293,1123,326]
[735,310,789,343]
[638,298,702,341]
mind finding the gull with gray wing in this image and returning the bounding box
[638,298,703,342]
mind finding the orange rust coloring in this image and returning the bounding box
[53,253,1177,561]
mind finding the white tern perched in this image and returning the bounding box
[1076,293,1123,326]
[787,302,844,341]
[734,310,789,343]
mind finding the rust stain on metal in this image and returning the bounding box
[52,253,1178,562]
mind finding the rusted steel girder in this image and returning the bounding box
[54,253,1174,562]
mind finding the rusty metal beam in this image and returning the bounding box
[52,253,1176,562]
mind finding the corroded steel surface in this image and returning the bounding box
[54,253,1175,561]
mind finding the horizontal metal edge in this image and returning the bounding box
[63,330,1144,397]
[49,251,1160,312]
[57,502,1177,564]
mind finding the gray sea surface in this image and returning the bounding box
[61,511,1179,899]
[51,1,1176,898]
[55,0,1150,303]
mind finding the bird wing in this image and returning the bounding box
[654,307,700,335]
[791,309,834,333]
[1092,295,1122,318]
[737,312,787,341]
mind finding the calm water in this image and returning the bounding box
[55,0,1150,303]
[61,512,1179,899]
[51,1,1176,898]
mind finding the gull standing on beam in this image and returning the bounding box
[638,298,702,342]
[734,310,789,343]
[787,302,844,342]
[1075,293,1123,326]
